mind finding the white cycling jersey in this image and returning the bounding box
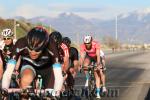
[100,50,105,57]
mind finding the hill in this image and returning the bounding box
[27,9,150,44]
[0,18,33,39]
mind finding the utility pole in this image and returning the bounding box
[115,16,118,40]
[49,24,52,34]
[76,33,80,48]
[14,19,20,40]
[14,19,16,39]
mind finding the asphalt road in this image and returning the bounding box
[72,50,150,100]
[1,50,150,100]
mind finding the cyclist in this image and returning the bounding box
[100,50,107,93]
[80,35,102,99]
[62,37,79,88]
[0,29,15,84]
[0,50,4,82]
[2,26,63,96]
[49,31,69,76]
[1,29,15,65]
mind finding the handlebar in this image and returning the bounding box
[0,88,56,97]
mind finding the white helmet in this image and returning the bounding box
[83,35,92,43]
[1,28,14,37]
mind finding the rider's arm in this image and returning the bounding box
[79,44,85,67]
[0,55,3,80]
[63,56,69,72]
[15,56,21,71]
[62,44,69,72]
[72,47,79,71]
[2,59,16,89]
[48,38,63,95]
[96,43,101,66]
[2,37,25,89]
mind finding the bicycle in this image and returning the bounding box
[81,62,97,99]
[1,87,59,100]
[1,74,60,100]
[7,72,20,100]
[61,71,75,100]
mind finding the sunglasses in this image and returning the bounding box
[3,37,12,40]
[27,47,42,53]
[84,43,91,45]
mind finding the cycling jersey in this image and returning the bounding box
[0,42,15,70]
[80,41,100,57]
[69,47,79,67]
[3,43,14,62]
[58,43,69,63]
[12,36,59,69]
[100,50,105,57]
[2,31,63,90]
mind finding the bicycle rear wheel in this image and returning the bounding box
[88,69,96,99]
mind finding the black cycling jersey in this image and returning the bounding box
[0,43,15,69]
[69,47,79,67]
[3,43,14,62]
[12,36,59,69]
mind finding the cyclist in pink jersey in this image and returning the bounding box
[80,35,103,99]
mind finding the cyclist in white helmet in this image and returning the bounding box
[1,29,15,61]
[0,29,15,86]
[80,35,102,99]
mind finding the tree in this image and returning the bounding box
[103,36,120,49]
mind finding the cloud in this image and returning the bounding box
[13,3,135,20]
[15,4,50,18]
[48,3,103,12]
[0,5,7,18]
[48,3,73,13]
[47,3,107,19]
[75,6,134,20]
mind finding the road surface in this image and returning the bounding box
[73,50,150,100]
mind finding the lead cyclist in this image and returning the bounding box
[80,35,103,99]
[2,26,63,97]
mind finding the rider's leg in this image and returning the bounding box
[100,69,107,92]
[72,60,79,77]
[94,70,101,98]
[83,58,90,87]
[20,65,36,89]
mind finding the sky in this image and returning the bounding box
[0,0,150,20]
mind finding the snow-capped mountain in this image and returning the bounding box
[18,9,150,43]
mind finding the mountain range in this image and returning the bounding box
[14,9,150,44]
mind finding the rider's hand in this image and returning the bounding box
[97,64,102,70]
[14,69,19,76]
[79,65,83,73]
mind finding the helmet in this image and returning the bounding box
[27,26,49,52]
[1,28,14,37]
[62,37,71,47]
[83,35,92,44]
[49,31,62,45]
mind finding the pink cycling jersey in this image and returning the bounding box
[80,41,100,57]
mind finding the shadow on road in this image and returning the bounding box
[145,88,150,100]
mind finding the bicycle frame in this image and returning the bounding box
[82,62,97,99]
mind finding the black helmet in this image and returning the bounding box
[49,31,62,45]
[62,37,71,47]
[27,26,49,52]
